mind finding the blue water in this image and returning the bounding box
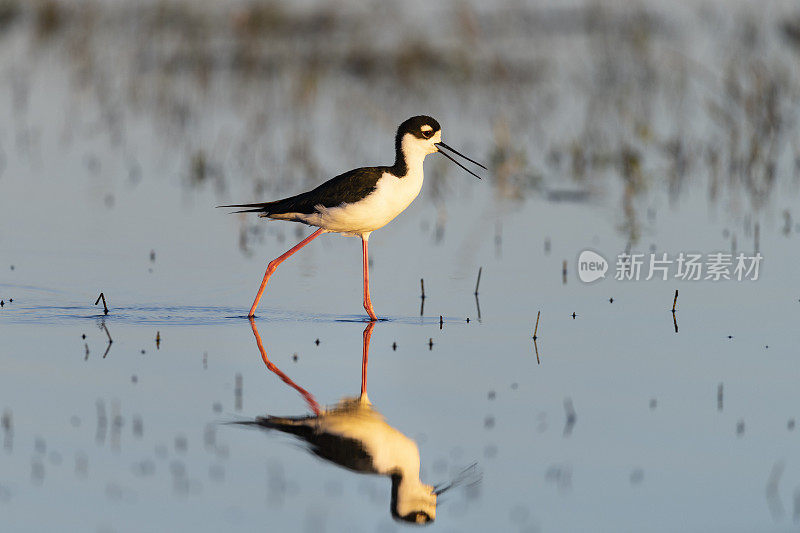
[2,1,800,531]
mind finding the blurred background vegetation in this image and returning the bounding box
[1,0,799,246]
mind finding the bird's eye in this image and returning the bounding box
[421,128,434,139]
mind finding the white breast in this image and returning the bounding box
[309,165,425,236]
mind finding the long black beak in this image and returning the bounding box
[435,142,485,180]
[433,462,482,496]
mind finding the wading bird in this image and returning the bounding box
[220,116,484,320]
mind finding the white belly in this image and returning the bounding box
[306,167,424,235]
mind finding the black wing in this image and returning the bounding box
[235,416,376,474]
[218,166,387,216]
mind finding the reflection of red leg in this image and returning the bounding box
[249,318,320,415]
[362,236,378,321]
[361,322,375,396]
[361,321,375,397]
[248,228,325,318]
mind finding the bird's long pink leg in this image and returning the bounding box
[249,318,320,415]
[361,236,378,321]
[361,321,375,396]
[248,228,325,318]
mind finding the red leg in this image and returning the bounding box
[248,228,325,318]
[360,321,375,397]
[249,318,320,415]
[362,236,378,321]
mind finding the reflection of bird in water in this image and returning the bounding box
[247,399,436,524]
[220,116,484,320]
[236,320,438,524]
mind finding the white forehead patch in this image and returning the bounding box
[421,125,433,132]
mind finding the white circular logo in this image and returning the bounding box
[577,250,608,283]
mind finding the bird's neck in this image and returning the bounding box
[391,475,436,521]
[391,144,427,179]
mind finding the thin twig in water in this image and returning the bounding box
[474,267,482,295]
[419,279,426,317]
[533,310,541,363]
[672,289,678,312]
[94,292,109,315]
[100,321,113,358]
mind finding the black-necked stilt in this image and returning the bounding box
[220,115,485,320]
[238,319,437,524]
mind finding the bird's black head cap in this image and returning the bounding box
[396,116,441,148]
[392,116,441,174]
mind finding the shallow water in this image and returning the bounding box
[3,1,800,532]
